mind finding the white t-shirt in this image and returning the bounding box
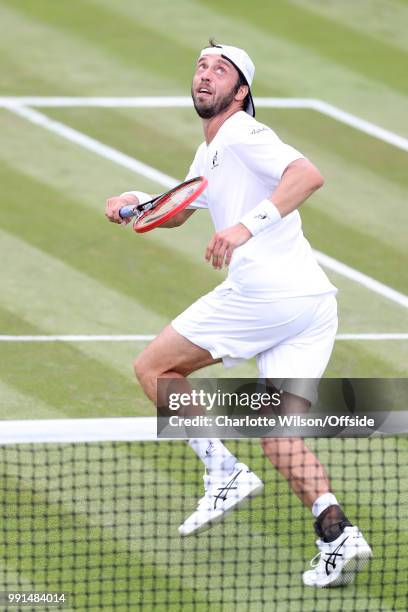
[186,111,336,299]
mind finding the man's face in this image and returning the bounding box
[191,54,244,119]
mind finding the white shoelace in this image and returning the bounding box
[310,552,322,568]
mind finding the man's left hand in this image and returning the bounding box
[205,223,252,269]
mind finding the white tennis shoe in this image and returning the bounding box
[178,463,264,536]
[303,526,372,588]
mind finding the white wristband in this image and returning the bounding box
[120,190,151,205]
[240,199,281,236]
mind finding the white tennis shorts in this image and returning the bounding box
[171,281,338,381]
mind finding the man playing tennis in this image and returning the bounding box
[106,41,372,588]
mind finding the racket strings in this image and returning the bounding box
[138,181,202,226]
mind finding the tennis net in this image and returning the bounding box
[0,418,406,611]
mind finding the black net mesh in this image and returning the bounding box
[0,436,407,611]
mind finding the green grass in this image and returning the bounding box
[0,0,407,610]
[1,438,407,611]
[202,0,408,94]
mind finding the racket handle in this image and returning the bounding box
[119,204,137,219]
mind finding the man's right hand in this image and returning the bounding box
[105,193,140,225]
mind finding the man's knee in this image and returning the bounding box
[133,351,193,384]
[133,353,155,388]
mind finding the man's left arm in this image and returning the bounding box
[205,158,324,270]
[263,158,324,217]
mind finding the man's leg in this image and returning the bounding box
[260,391,350,538]
[261,433,371,587]
[256,294,372,587]
[134,324,235,471]
[261,436,330,509]
[134,324,218,401]
[261,431,351,535]
[134,324,263,535]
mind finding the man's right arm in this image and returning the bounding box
[105,193,196,227]
[105,193,139,225]
[159,208,196,227]
[106,145,205,227]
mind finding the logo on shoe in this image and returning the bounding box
[213,470,242,509]
[205,442,216,456]
[324,537,348,575]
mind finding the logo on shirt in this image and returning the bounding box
[250,127,269,135]
[211,150,219,169]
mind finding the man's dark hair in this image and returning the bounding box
[207,38,250,111]
[209,37,220,48]
[234,71,250,111]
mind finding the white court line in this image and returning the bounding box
[0,417,157,443]
[0,334,156,342]
[0,414,406,444]
[314,251,408,309]
[0,334,407,342]
[336,333,408,340]
[309,99,408,153]
[9,104,176,189]
[1,96,407,151]
[4,101,408,310]
[0,96,194,109]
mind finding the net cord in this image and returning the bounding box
[0,413,405,445]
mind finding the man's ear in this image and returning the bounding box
[235,84,249,102]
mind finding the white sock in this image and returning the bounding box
[189,438,237,474]
[312,492,339,518]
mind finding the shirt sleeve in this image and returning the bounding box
[184,144,208,210]
[230,126,305,188]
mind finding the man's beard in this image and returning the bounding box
[191,86,237,119]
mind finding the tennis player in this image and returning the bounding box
[105,41,372,588]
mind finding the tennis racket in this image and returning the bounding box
[119,176,208,233]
